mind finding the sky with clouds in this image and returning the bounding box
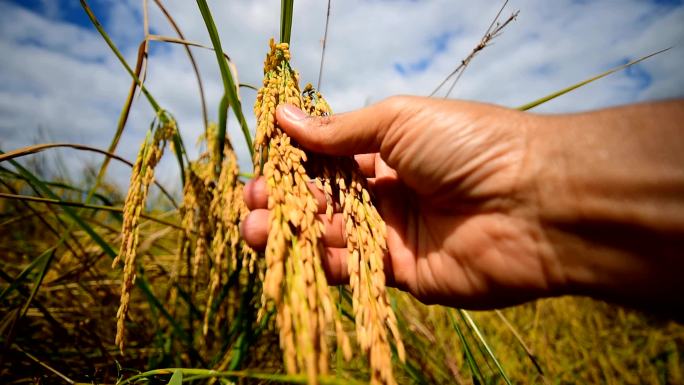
[1,0,683,193]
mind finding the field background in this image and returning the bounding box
[1,1,684,384]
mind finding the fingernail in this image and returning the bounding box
[280,104,307,121]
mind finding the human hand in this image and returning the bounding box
[241,97,684,316]
[241,96,564,309]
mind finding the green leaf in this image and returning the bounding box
[195,0,253,163]
[460,309,512,385]
[448,309,485,384]
[516,48,670,111]
[0,246,57,304]
[1,150,203,365]
[280,0,295,44]
[167,370,183,385]
[80,0,186,187]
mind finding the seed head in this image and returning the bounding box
[254,38,349,384]
[114,113,175,352]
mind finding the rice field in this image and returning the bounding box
[1,1,683,384]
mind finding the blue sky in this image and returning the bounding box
[1,0,683,190]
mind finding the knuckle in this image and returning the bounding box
[381,95,411,113]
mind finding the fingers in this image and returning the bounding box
[240,211,346,249]
[276,96,412,156]
[243,176,268,210]
[240,209,350,285]
[354,153,376,178]
[244,176,329,213]
[240,208,395,289]
[318,213,346,248]
[321,248,349,285]
[240,208,269,249]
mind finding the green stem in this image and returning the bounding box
[117,368,361,385]
[516,48,670,111]
[280,0,295,44]
[195,0,253,162]
[80,0,161,112]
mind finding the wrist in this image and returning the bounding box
[523,104,684,310]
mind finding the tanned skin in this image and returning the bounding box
[241,97,684,318]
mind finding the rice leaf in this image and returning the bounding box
[119,368,363,385]
[152,0,209,131]
[448,309,485,384]
[460,309,512,385]
[0,142,178,208]
[1,150,203,364]
[195,0,253,162]
[18,248,56,318]
[80,0,187,187]
[516,48,670,111]
[0,245,56,304]
[0,192,181,230]
[167,370,183,385]
[280,0,295,44]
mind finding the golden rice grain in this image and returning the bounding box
[113,113,175,352]
[254,39,349,384]
[302,85,404,385]
[176,123,257,339]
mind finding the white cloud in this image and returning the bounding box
[1,0,683,191]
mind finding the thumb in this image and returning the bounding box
[275,97,408,156]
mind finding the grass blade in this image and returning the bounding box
[448,309,485,384]
[317,0,331,91]
[494,309,545,378]
[152,0,209,131]
[80,0,160,111]
[195,0,253,163]
[516,48,671,111]
[0,192,182,230]
[18,248,56,318]
[118,368,363,385]
[0,246,56,303]
[167,370,183,385]
[460,309,512,385]
[280,0,295,44]
[13,345,76,385]
[0,142,178,208]
[1,150,203,364]
[80,0,187,187]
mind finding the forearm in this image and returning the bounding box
[527,100,684,313]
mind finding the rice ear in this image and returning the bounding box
[114,113,176,353]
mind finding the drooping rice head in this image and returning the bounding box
[113,111,176,352]
[176,123,260,348]
[253,39,350,383]
[302,85,405,385]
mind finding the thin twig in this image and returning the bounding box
[317,0,332,91]
[153,0,209,131]
[494,309,546,381]
[430,1,518,97]
[137,0,150,100]
[0,143,178,209]
[0,192,183,231]
[0,191,181,229]
[13,344,76,385]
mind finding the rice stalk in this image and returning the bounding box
[253,39,350,384]
[113,112,176,352]
[302,85,404,385]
